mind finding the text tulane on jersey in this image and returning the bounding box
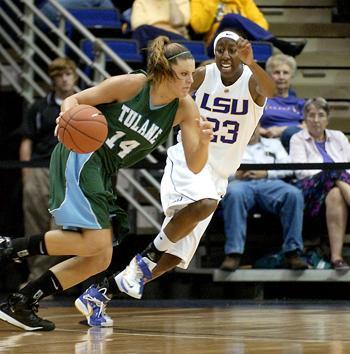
[105,104,163,148]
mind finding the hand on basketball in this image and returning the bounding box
[237,38,254,66]
[197,116,214,144]
[54,112,65,140]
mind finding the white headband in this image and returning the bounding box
[213,31,240,51]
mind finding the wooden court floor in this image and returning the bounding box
[0,303,350,353]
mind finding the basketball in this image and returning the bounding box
[58,104,108,153]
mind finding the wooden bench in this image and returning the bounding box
[213,269,350,282]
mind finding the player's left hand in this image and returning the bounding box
[197,116,214,144]
[54,111,64,140]
[237,38,254,66]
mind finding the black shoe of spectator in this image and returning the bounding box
[220,254,241,272]
[270,38,307,57]
[0,293,55,331]
[284,251,308,270]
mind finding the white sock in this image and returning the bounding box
[153,230,175,252]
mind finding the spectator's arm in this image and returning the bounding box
[244,0,269,30]
[338,131,350,161]
[267,140,292,179]
[289,133,314,179]
[170,0,190,27]
[19,138,32,162]
[263,126,287,138]
[19,138,32,178]
[190,0,218,34]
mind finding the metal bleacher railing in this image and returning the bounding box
[0,0,164,231]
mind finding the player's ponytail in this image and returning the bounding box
[147,36,193,84]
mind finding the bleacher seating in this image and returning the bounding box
[177,40,209,63]
[66,7,122,37]
[81,38,143,63]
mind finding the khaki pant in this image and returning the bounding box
[22,168,64,281]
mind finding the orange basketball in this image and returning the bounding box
[58,104,108,153]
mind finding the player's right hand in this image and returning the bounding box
[197,116,214,144]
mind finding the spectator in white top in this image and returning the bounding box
[290,97,350,270]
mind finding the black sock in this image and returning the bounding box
[141,242,164,263]
[11,234,47,259]
[97,276,119,297]
[19,270,63,304]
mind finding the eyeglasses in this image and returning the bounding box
[305,112,328,121]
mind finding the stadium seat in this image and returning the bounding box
[66,8,122,37]
[177,40,210,63]
[81,38,143,63]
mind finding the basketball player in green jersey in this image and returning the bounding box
[0,36,213,331]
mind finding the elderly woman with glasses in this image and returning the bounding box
[290,97,350,270]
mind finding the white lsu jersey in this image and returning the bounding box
[195,62,265,179]
[162,63,265,268]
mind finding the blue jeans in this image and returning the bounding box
[132,25,187,52]
[221,179,304,255]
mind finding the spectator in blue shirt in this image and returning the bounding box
[260,54,305,151]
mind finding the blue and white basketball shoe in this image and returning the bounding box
[115,254,154,299]
[75,285,113,327]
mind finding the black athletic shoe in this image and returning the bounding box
[0,293,55,331]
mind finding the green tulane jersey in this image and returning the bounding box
[96,80,179,173]
[49,78,179,230]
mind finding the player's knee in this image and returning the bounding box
[82,230,112,256]
[191,199,218,221]
[94,247,113,273]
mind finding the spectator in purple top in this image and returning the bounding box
[260,54,305,151]
[290,97,350,270]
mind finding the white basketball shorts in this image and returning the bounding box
[161,143,228,269]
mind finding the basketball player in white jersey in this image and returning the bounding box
[75,31,276,325]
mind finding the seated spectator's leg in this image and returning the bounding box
[256,180,304,253]
[335,176,350,205]
[280,126,302,153]
[208,13,306,57]
[132,25,187,52]
[221,181,255,257]
[217,14,273,41]
[325,187,347,263]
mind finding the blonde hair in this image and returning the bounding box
[266,53,297,76]
[48,57,77,79]
[147,36,193,84]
